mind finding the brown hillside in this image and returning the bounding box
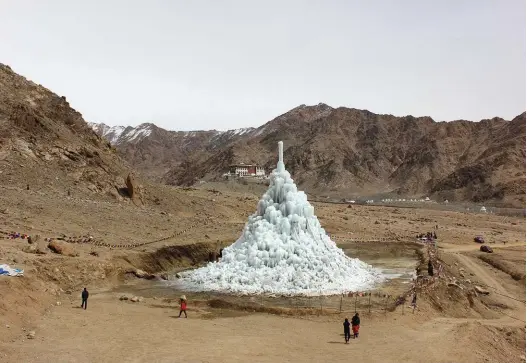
[162,105,525,207]
[0,63,129,198]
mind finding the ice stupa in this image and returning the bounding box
[180,141,383,295]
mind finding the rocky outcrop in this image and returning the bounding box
[126,172,144,206]
[0,63,130,202]
[48,240,76,257]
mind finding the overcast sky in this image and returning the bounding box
[1,1,525,131]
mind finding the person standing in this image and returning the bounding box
[81,288,89,310]
[351,313,360,339]
[178,295,187,318]
[343,318,351,344]
[428,260,434,276]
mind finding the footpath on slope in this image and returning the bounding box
[438,241,526,326]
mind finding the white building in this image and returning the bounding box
[255,166,265,176]
[228,164,266,177]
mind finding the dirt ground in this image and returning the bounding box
[0,292,523,363]
[0,182,525,363]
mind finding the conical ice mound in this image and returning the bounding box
[180,141,383,295]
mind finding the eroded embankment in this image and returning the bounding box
[478,254,526,281]
[121,241,219,274]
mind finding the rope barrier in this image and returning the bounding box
[47,218,214,250]
[475,284,527,303]
[497,310,526,323]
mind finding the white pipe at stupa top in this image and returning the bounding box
[277,141,285,172]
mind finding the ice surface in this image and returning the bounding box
[180,142,383,296]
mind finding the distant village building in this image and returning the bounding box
[227,163,266,177]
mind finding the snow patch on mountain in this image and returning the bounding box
[88,122,258,146]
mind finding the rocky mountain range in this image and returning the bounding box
[90,104,526,208]
[87,121,262,180]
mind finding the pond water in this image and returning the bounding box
[112,241,420,311]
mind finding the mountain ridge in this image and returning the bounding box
[89,104,525,207]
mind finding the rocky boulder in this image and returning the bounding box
[126,172,144,206]
[23,240,47,255]
[474,286,490,295]
[22,244,38,254]
[48,240,76,257]
[128,268,155,280]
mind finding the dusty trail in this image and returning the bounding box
[439,241,526,253]
[454,253,522,308]
[439,242,525,325]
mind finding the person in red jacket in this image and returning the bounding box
[352,313,360,338]
[178,296,187,318]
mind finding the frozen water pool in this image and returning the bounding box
[114,241,419,313]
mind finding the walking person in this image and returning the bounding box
[178,295,187,318]
[81,288,89,310]
[428,260,434,276]
[351,313,360,339]
[343,318,351,344]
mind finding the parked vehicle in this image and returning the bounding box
[480,245,493,253]
[474,236,485,243]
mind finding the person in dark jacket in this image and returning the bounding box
[351,313,360,338]
[428,260,434,276]
[343,318,351,343]
[81,288,89,310]
[411,292,417,307]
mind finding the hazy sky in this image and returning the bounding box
[1,1,525,131]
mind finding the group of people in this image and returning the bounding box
[416,231,437,241]
[343,313,360,344]
[5,231,28,239]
